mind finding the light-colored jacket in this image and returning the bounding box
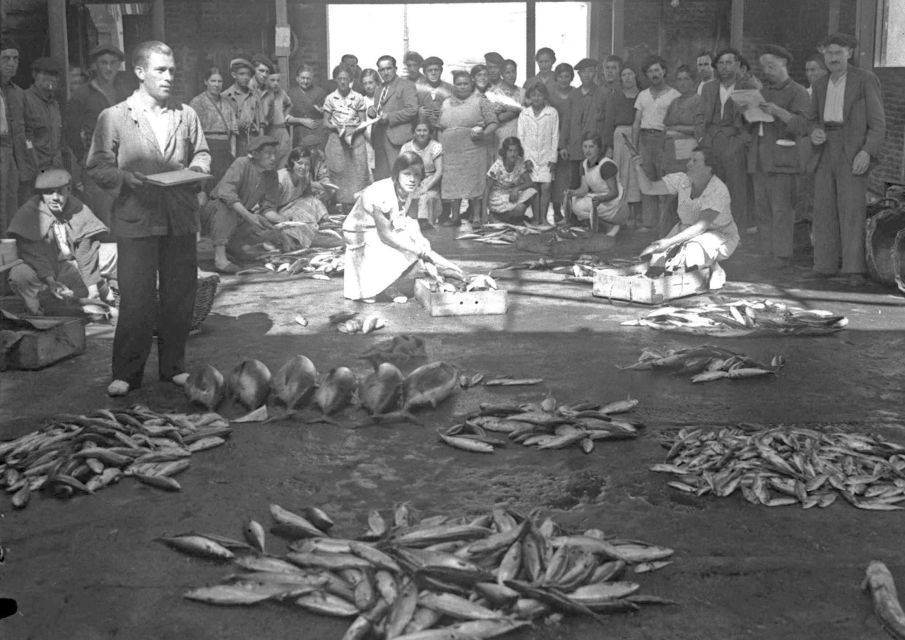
[517,104,559,168]
[86,92,210,238]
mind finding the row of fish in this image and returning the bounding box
[0,406,231,509]
[186,357,460,420]
[621,297,849,337]
[238,246,345,278]
[622,345,784,383]
[455,222,555,245]
[438,396,641,455]
[161,503,677,638]
[654,425,905,510]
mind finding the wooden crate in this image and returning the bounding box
[0,315,86,370]
[592,265,711,304]
[515,232,615,257]
[414,279,508,317]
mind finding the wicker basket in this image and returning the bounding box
[112,274,219,334]
[865,207,905,287]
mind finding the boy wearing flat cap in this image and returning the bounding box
[805,33,885,285]
[222,58,262,157]
[24,57,64,174]
[202,135,288,273]
[748,44,811,265]
[6,169,115,315]
[417,57,453,129]
[562,58,607,194]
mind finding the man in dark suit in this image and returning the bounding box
[371,55,418,180]
[695,48,751,232]
[806,33,885,285]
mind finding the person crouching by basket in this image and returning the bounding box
[6,168,116,315]
[482,137,537,225]
[563,132,627,235]
[202,135,292,273]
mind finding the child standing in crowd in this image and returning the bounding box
[517,83,558,224]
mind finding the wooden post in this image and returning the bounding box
[730,0,744,51]
[612,0,624,59]
[855,0,878,69]
[828,0,841,33]
[47,0,70,101]
[526,0,536,80]
[152,0,165,41]
[275,0,290,91]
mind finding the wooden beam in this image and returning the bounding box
[730,0,744,51]
[855,0,878,69]
[526,0,536,80]
[275,0,290,91]
[47,0,70,101]
[152,0,165,41]
[828,0,841,33]
[612,0,624,59]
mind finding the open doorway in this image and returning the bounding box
[327,2,588,83]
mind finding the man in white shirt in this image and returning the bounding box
[632,55,680,231]
[805,33,885,285]
[696,52,714,95]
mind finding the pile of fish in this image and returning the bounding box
[331,313,388,335]
[0,406,231,508]
[185,355,460,424]
[654,425,905,510]
[423,274,500,294]
[621,298,849,337]
[622,345,784,383]
[161,503,677,637]
[455,222,554,246]
[438,396,641,455]
[237,247,345,279]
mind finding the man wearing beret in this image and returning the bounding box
[748,45,811,265]
[416,57,453,130]
[561,58,607,196]
[805,33,885,285]
[1,37,36,233]
[24,58,64,174]
[202,135,287,273]
[222,58,261,158]
[86,40,210,397]
[6,169,115,315]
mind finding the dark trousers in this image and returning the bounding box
[753,171,796,259]
[113,234,196,387]
[812,131,867,275]
[711,131,749,229]
[372,124,401,182]
[639,130,669,229]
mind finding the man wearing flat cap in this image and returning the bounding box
[202,135,288,273]
[1,37,36,233]
[222,57,262,157]
[6,169,115,315]
[747,45,811,265]
[404,51,425,85]
[805,33,885,285]
[24,58,64,176]
[86,40,210,397]
[417,57,453,130]
[562,58,607,195]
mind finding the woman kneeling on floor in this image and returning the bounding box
[632,145,739,289]
[342,151,464,302]
[563,132,626,236]
[482,137,536,225]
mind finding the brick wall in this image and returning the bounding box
[872,67,905,189]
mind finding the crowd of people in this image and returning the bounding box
[0,30,887,394]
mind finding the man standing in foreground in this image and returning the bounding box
[87,41,210,397]
[806,33,885,285]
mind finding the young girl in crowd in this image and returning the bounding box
[517,83,559,224]
[564,132,626,235]
[400,117,443,227]
[483,137,537,224]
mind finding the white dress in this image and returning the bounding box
[341,178,427,300]
[659,172,740,262]
[570,156,627,223]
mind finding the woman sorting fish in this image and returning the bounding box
[631,146,739,289]
[342,151,464,303]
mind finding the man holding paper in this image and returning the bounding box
[747,45,810,265]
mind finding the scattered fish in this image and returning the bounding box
[229,359,272,409]
[403,362,459,411]
[272,355,319,409]
[863,561,905,640]
[184,365,226,410]
[623,345,783,383]
[359,363,404,415]
[314,367,358,416]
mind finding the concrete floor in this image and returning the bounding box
[2,225,905,640]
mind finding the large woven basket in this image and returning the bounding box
[112,274,219,334]
[865,207,905,287]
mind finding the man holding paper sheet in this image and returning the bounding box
[746,45,810,264]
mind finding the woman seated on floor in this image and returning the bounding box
[563,132,627,236]
[632,145,739,289]
[482,136,536,225]
[342,151,464,302]
[272,147,342,249]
